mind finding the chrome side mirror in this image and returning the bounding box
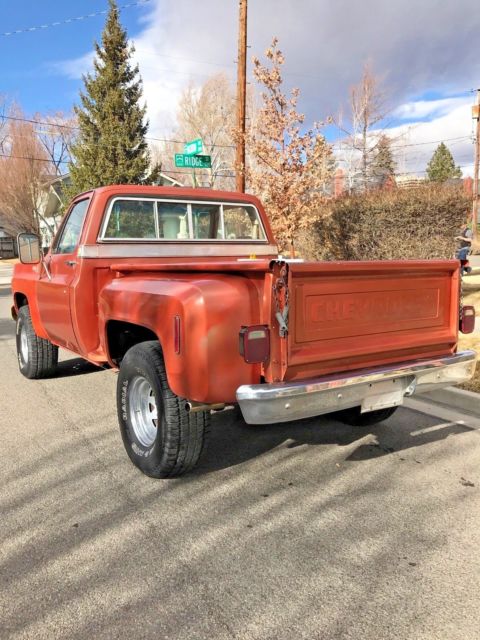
[17,233,41,264]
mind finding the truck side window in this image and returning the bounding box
[54,199,90,254]
[223,205,266,240]
[191,204,223,239]
[104,200,156,239]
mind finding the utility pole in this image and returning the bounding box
[472,89,480,241]
[235,0,247,193]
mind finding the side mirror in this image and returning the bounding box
[17,233,41,264]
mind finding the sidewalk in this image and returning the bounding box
[0,263,13,287]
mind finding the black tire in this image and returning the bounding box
[16,306,58,379]
[334,405,398,427]
[117,341,210,478]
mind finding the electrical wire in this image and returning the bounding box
[0,1,152,37]
[3,149,476,180]
[0,114,237,149]
[2,114,475,152]
[0,152,236,177]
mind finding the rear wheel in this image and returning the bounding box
[16,306,58,379]
[117,341,210,478]
[334,406,398,427]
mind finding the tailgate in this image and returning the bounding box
[265,260,460,383]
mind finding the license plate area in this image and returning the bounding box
[361,378,409,413]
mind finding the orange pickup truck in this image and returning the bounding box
[11,185,477,478]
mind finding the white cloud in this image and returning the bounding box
[53,51,94,80]
[385,97,475,177]
[393,97,470,122]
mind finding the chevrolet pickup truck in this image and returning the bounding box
[12,185,477,478]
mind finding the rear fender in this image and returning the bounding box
[99,274,262,403]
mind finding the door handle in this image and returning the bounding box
[65,260,77,267]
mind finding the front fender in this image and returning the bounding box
[99,273,263,403]
[11,264,50,339]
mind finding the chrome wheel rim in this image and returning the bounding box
[128,375,158,447]
[20,325,29,365]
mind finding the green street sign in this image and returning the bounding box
[175,154,212,169]
[184,138,203,156]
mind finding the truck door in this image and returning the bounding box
[36,198,90,350]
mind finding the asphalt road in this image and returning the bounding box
[1,269,480,640]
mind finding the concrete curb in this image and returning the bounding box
[420,387,480,417]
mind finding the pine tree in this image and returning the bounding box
[426,142,462,182]
[68,0,159,193]
[370,134,396,185]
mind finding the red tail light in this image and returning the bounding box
[460,306,476,334]
[239,325,270,363]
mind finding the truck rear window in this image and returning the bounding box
[101,198,266,241]
[104,200,156,239]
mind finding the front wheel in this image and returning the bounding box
[117,341,210,478]
[16,306,58,379]
[333,406,398,427]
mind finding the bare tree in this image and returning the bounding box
[0,95,8,154]
[0,106,56,236]
[246,38,333,256]
[34,112,76,178]
[166,73,237,189]
[336,63,393,191]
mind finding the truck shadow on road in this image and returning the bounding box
[194,407,474,474]
[55,357,105,378]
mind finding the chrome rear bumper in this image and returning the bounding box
[236,350,477,424]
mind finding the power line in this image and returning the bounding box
[0,152,236,177]
[390,136,472,149]
[0,1,152,37]
[0,152,69,164]
[0,114,237,149]
[333,135,473,151]
[4,114,475,154]
[1,114,77,130]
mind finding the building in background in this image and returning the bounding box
[0,216,17,259]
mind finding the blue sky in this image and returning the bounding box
[0,1,151,113]
[1,0,479,176]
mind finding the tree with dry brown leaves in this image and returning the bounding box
[246,38,333,256]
